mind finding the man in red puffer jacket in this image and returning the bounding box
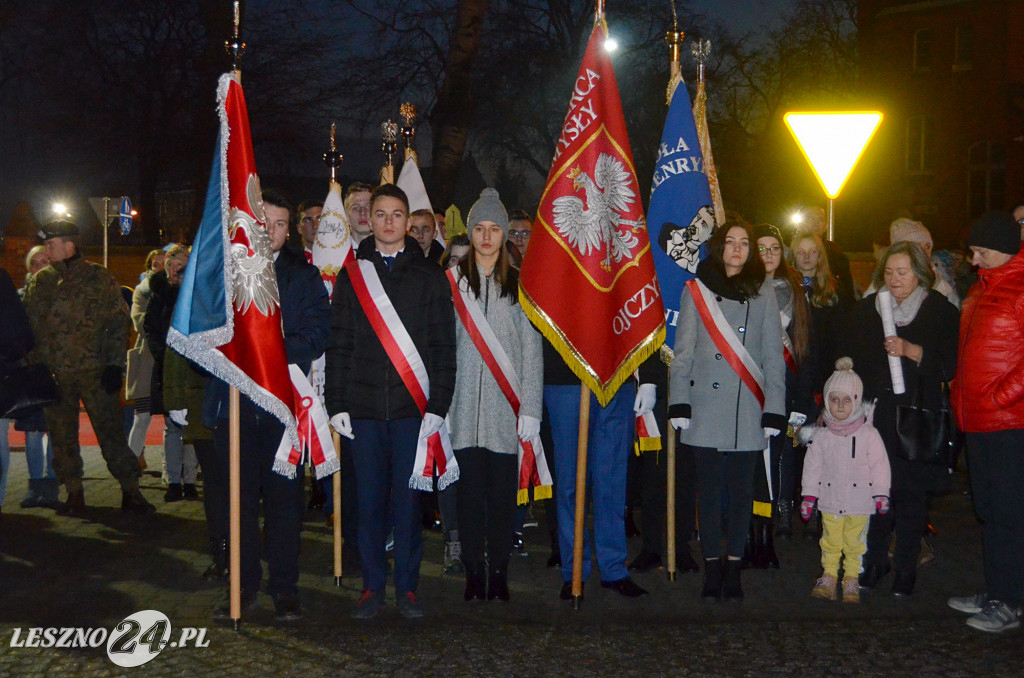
[949,210,1024,633]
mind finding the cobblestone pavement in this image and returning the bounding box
[1,446,1022,676]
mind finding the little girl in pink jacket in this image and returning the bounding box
[801,357,891,603]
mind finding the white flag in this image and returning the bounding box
[311,180,354,298]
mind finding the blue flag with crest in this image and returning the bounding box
[648,79,716,348]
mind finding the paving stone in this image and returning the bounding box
[1,447,1022,675]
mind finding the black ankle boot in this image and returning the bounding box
[775,501,793,539]
[741,524,755,569]
[751,520,768,569]
[701,559,723,600]
[678,546,700,573]
[858,562,891,590]
[464,563,486,602]
[487,564,510,602]
[892,567,916,598]
[723,559,744,601]
[625,507,640,537]
[203,538,229,580]
[759,520,780,569]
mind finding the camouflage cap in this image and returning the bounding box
[38,220,79,240]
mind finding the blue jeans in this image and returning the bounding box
[163,420,198,484]
[350,418,423,595]
[546,383,634,583]
[0,420,54,506]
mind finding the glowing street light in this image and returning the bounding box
[604,36,619,53]
[784,111,883,240]
[51,202,68,216]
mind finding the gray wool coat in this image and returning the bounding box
[669,279,786,451]
[449,268,543,455]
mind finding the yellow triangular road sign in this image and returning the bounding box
[784,112,883,199]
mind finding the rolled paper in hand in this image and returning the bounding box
[877,289,906,395]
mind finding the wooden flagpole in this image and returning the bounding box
[665,419,677,581]
[664,24,684,584]
[226,1,246,632]
[325,130,345,587]
[571,383,591,609]
[332,432,343,585]
[229,386,242,629]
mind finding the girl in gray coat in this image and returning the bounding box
[448,189,543,602]
[669,221,787,601]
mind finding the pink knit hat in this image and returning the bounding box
[823,357,863,403]
[889,218,932,247]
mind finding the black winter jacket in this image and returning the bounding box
[325,236,456,420]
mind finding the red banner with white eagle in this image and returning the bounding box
[519,20,665,406]
[168,73,297,451]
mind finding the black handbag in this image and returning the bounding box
[895,379,953,466]
[0,362,61,419]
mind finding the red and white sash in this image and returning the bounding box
[273,364,341,480]
[447,270,552,504]
[348,259,458,491]
[686,278,766,409]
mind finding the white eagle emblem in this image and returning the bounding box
[229,173,280,316]
[552,153,644,271]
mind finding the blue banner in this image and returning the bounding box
[648,81,715,347]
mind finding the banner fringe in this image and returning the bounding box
[436,466,460,492]
[271,458,298,480]
[313,456,340,481]
[519,286,664,408]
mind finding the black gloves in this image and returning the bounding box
[100,366,123,394]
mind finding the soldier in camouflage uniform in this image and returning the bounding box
[23,221,155,516]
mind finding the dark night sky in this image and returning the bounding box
[690,0,796,33]
[0,0,801,237]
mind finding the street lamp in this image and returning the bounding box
[51,202,69,218]
[784,111,883,241]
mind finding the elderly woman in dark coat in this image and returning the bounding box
[835,241,959,597]
[669,221,787,601]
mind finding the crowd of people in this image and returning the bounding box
[2,186,1024,634]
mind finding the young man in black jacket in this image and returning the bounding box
[325,184,456,619]
[206,190,331,622]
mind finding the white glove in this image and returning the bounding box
[764,427,782,438]
[517,415,541,442]
[788,412,807,427]
[420,412,445,438]
[670,417,691,431]
[633,384,656,416]
[168,409,188,427]
[330,412,354,440]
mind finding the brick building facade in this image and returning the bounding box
[855,0,1024,247]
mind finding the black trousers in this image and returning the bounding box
[454,447,518,570]
[967,430,1024,607]
[692,446,758,558]
[192,439,225,542]
[864,455,943,572]
[213,411,304,598]
[634,440,697,558]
